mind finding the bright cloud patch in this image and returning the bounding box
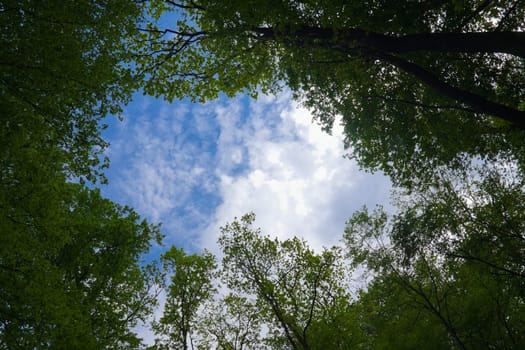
[103,91,391,252]
[204,93,391,252]
[103,91,392,346]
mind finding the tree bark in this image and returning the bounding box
[253,26,525,129]
[376,52,525,130]
[353,31,525,58]
[255,26,525,58]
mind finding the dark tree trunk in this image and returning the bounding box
[255,26,525,58]
[376,52,525,130]
[350,31,525,58]
[253,26,525,129]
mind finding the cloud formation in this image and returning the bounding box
[204,93,391,252]
[104,91,392,346]
[103,91,391,253]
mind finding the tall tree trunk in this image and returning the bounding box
[349,31,525,58]
[253,26,525,129]
[256,26,525,58]
[376,52,525,130]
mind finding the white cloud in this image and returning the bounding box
[105,91,392,346]
[201,92,391,253]
[104,91,391,252]
[103,99,221,246]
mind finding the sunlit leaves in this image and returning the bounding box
[0,181,162,349]
[136,0,525,189]
[1,4,161,345]
[1,0,143,183]
[218,213,355,349]
[152,247,217,350]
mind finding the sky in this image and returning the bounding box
[100,89,392,344]
[101,89,392,256]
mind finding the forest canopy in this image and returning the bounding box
[2,0,525,349]
[152,210,525,349]
[1,1,161,348]
[135,0,525,187]
[136,1,525,347]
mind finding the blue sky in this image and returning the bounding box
[100,89,393,344]
[101,89,392,257]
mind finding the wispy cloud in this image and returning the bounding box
[103,97,221,248]
[103,91,391,252]
[203,92,391,252]
[104,91,392,346]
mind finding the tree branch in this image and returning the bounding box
[165,0,206,12]
[369,31,525,58]
[374,52,525,130]
[454,0,495,30]
[363,94,478,114]
[392,267,468,350]
[255,26,525,58]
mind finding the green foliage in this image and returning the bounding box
[196,295,268,350]
[354,271,452,350]
[1,1,163,348]
[155,188,525,349]
[136,0,525,188]
[0,179,162,349]
[152,247,217,350]
[148,215,366,350]
[1,0,143,183]
[344,160,525,349]
[218,213,357,350]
